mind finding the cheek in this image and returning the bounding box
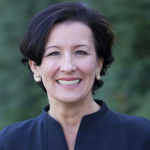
[39,59,58,80]
[80,58,97,75]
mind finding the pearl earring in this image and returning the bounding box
[33,74,41,82]
[96,73,100,80]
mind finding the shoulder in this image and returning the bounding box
[0,105,49,139]
[0,116,39,134]
[0,115,41,149]
[105,109,150,143]
[98,100,150,133]
[110,110,150,130]
[98,100,150,145]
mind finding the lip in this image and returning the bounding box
[56,78,81,81]
[56,78,82,89]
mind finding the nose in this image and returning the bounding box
[60,55,76,73]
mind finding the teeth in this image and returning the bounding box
[57,80,80,86]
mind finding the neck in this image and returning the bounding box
[48,94,101,129]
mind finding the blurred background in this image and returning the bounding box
[0,0,150,130]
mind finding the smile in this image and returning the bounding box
[57,80,81,86]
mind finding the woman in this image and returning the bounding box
[0,2,150,150]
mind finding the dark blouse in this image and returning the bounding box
[0,100,150,150]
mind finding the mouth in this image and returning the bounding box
[57,79,81,86]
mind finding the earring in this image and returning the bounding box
[96,73,101,80]
[33,74,41,82]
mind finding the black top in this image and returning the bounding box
[0,100,150,150]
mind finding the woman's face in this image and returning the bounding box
[31,22,103,104]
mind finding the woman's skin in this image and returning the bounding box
[30,21,103,150]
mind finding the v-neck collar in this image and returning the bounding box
[41,100,109,150]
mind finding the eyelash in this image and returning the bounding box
[47,50,87,56]
[75,50,88,55]
[48,52,60,56]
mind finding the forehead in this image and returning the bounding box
[45,21,95,48]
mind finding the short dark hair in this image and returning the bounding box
[20,2,114,94]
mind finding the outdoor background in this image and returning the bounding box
[0,0,150,130]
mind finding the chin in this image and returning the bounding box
[56,95,83,104]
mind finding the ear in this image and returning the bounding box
[96,57,104,74]
[29,60,40,75]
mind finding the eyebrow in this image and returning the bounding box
[73,44,90,50]
[45,46,60,51]
[45,44,90,51]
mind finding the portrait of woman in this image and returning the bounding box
[0,2,150,150]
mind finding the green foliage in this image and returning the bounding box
[93,0,150,116]
[0,0,150,130]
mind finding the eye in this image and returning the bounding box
[75,50,88,55]
[48,52,60,56]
